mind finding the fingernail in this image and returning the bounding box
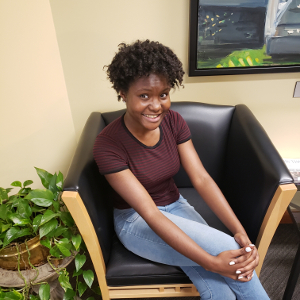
[245,247,252,252]
[229,261,235,265]
[249,244,255,247]
[236,270,241,274]
[238,276,243,279]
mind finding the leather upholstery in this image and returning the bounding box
[64,102,293,286]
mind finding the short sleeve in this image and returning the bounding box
[93,133,128,175]
[169,110,191,144]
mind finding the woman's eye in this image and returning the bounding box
[140,94,149,99]
[161,93,168,98]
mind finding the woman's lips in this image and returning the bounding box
[142,113,162,122]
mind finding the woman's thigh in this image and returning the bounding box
[114,199,240,266]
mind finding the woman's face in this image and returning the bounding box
[121,74,171,133]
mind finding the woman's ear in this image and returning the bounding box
[120,91,126,103]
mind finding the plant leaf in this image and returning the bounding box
[31,205,45,213]
[39,283,50,300]
[52,200,60,212]
[3,227,32,247]
[29,294,40,300]
[91,285,101,295]
[1,223,11,233]
[0,188,9,203]
[60,212,74,227]
[1,290,23,300]
[23,180,33,187]
[72,234,82,251]
[40,237,51,249]
[48,173,58,195]
[58,273,72,291]
[39,218,58,239]
[62,228,73,239]
[52,226,68,238]
[18,187,31,196]
[56,243,71,257]
[56,171,64,191]
[72,268,83,277]
[50,245,61,258]
[8,213,30,226]
[78,281,87,297]
[35,167,53,189]
[25,189,54,207]
[40,210,60,226]
[15,227,32,239]
[17,199,32,218]
[0,205,8,220]
[75,253,86,272]
[63,288,75,300]
[11,181,22,188]
[3,227,19,247]
[83,269,94,288]
[86,297,96,300]
[32,214,42,233]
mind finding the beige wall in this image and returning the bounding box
[50,0,300,158]
[1,0,299,190]
[0,1,76,189]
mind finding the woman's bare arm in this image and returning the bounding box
[178,139,259,277]
[105,169,255,280]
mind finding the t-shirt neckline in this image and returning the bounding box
[121,114,163,149]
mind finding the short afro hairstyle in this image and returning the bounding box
[105,40,185,101]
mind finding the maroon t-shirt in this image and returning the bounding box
[93,110,191,209]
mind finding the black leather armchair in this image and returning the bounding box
[62,102,296,300]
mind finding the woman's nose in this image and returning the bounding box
[150,97,161,111]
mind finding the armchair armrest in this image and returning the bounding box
[223,104,296,275]
[63,112,114,264]
[223,104,293,241]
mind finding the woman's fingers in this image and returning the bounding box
[235,248,259,280]
[228,244,256,265]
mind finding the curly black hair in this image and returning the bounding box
[105,40,185,101]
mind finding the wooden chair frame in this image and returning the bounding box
[62,183,296,300]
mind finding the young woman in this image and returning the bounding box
[93,40,270,300]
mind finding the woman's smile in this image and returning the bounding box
[121,74,171,136]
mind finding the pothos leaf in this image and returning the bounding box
[11,181,22,188]
[35,167,54,189]
[23,180,33,187]
[39,283,50,300]
[25,189,54,207]
[83,270,94,288]
[78,281,87,297]
[58,273,72,291]
[72,234,82,251]
[39,218,58,239]
[75,253,86,272]
[56,171,64,191]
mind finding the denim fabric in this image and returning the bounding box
[114,195,270,300]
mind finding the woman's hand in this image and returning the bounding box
[211,246,258,281]
[233,233,259,280]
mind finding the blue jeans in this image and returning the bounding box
[114,195,270,300]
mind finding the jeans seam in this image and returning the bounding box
[190,266,213,300]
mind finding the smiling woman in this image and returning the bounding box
[93,40,270,300]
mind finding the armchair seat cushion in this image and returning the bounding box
[105,187,231,286]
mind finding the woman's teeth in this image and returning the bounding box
[144,114,159,118]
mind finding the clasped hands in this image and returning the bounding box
[213,232,259,281]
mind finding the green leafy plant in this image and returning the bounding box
[0,168,100,300]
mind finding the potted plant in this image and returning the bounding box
[0,167,100,300]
